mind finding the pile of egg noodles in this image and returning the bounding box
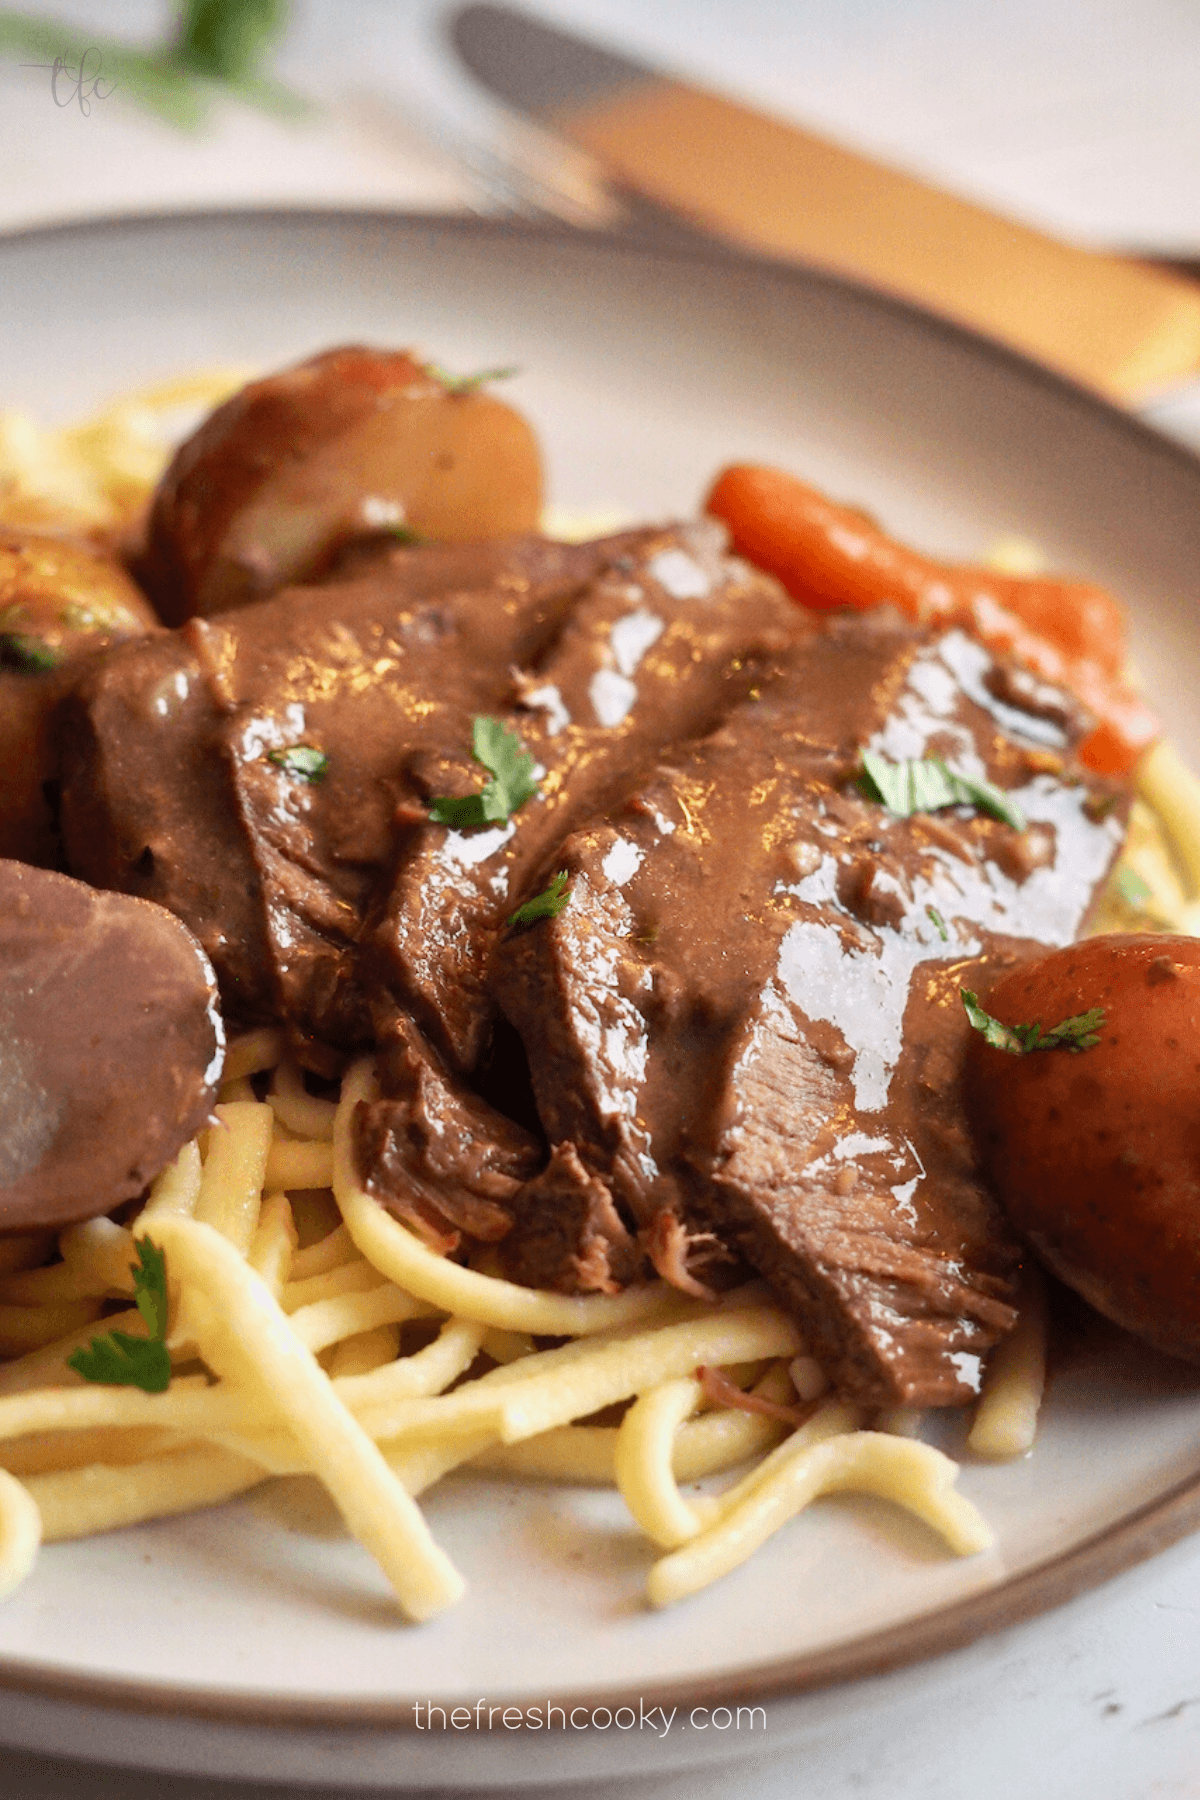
[0,378,1196,1620]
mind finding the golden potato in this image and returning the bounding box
[967,934,1200,1361]
[0,531,157,865]
[140,346,544,623]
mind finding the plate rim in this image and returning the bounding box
[0,1463,1198,1728]
[5,200,1200,481]
[2,203,1200,1731]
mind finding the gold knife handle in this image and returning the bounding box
[562,81,1200,405]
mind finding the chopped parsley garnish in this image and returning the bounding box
[430,717,538,828]
[267,745,328,783]
[0,632,59,672]
[860,751,1026,832]
[426,363,519,394]
[926,905,949,941]
[509,871,572,928]
[386,524,424,544]
[961,989,1105,1056]
[68,1238,172,1393]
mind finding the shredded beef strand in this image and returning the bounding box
[697,1365,819,1429]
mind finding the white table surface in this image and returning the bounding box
[3,4,1200,1796]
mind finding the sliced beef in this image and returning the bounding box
[353,1013,541,1254]
[492,615,1128,1406]
[57,532,658,1070]
[491,1140,643,1296]
[367,521,801,1073]
[0,860,223,1229]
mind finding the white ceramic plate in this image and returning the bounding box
[2,211,1200,1790]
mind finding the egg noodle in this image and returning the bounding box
[0,382,1196,1620]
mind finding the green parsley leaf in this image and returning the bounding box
[430,717,538,828]
[0,632,59,672]
[509,871,572,928]
[961,988,1105,1056]
[385,524,424,545]
[926,905,949,941]
[425,363,519,394]
[67,1332,172,1392]
[68,1237,172,1393]
[267,745,328,783]
[860,751,1026,832]
[130,1236,169,1338]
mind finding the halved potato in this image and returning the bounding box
[140,346,544,623]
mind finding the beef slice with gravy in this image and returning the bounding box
[353,1011,541,1253]
[367,521,801,1073]
[0,860,223,1229]
[58,533,657,1069]
[492,615,1128,1406]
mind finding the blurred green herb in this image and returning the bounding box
[0,1,306,131]
[175,0,287,82]
[425,364,520,394]
[1113,865,1152,909]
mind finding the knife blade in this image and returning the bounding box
[449,2,1200,405]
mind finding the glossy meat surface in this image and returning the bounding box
[58,533,649,1068]
[368,521,800,1072]
[493,615,1128,1405]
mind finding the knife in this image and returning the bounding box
[449,2,1200,405]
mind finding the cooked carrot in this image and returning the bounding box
[705,463,1157,776]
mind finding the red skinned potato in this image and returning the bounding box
[967,934,1200,1361]
[0,531,158,865]
[140,346,544,623]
